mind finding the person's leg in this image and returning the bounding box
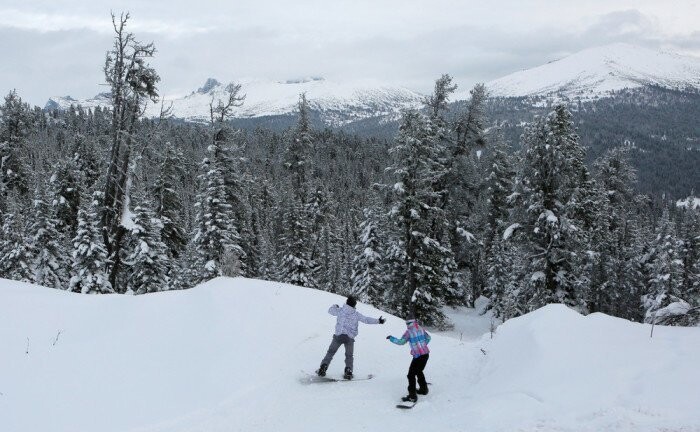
[321,335,342,367]
[406,357,419,397]
[416,354,429,394]
[342,335,355,372]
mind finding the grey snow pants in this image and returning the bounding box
[321,334,355,370]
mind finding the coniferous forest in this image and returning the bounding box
[1,15,698,328]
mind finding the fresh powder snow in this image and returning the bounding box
[1,277,699,432]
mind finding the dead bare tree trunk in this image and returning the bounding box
[100,12,160,292]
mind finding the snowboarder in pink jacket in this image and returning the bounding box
[317,296,385,379]
[387,318,431,402]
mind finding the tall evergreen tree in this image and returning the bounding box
[0,209,33,282]
[192,147,243,282]
[387,106,456,327]
[125,193,170,294]
[513,105,587,311]
[70,192,113,294]
[350,206,385,306]
[153,142,187,259]
[29,189,68,289]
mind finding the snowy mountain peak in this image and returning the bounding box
[196,78,221,94]
[485,43,700,99]
[46,77,423,126]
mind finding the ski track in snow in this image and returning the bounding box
[1,277,699,432]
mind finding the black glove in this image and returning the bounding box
[378,316,386,324]
[386,336,391,340]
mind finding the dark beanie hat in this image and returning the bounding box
[346,296,357,308]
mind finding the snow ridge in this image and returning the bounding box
[46,77,424,126]
[484,43,700,99]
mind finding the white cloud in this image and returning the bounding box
[1,1,698,106]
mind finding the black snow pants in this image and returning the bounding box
[407,353,429,397]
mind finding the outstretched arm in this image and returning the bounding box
[328,305,340,316]
[357,311,380,325]
[387,330,410,345]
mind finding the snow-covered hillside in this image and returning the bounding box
[45,77,423,126]
[484,43,700,99]
[2,277,699,432]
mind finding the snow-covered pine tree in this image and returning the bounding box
[0,90,33,211]
[277,94,317,288]
[278,193,315,287]
[50,161,82,236]
[191,146,244,283]
[350,206,385,306]
[448,83,491,307]
[676,204,700,306]
[70,192,113,294]
[209,84,251,275]
[124,192,170,294]
[387,106,455,327]
[642,209,685,322]
[486,231,525,319]
[589,148,638,317]
[153,142,187,259]
[284,93,313,199]
[29,188,68,289]
[514,105,587,311]
[0,205,33,282]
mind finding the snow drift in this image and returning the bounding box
[1,277,698,432]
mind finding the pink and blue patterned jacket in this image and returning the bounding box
[389,320,431,358]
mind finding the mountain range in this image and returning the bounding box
[45,43,700,126]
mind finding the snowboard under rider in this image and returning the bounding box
[317,296,385,380]
[387,318,431,403]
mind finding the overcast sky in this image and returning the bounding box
[2,0,699,106]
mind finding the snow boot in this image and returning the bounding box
[316,364,328,377]
[402,394,418,403]
[343,367,353,380]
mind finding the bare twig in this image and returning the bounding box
[52,330,62,346]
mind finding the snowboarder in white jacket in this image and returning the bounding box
[317,296,385,379]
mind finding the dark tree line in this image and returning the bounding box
[0,15,698,327]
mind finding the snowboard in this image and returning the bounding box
[300,371,374,384]
[396,385,432,409]
[396,400,417,409]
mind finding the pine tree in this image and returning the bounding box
[124,194,170,294]
[277,94,317,288]
[351,206,385,306]
[0,209,33,282]
[100,12,160,292]
[514,105,587,311]
[642,209,684,322]
[589,148,638,317]
[387,107,456,327]
[70,192,113,294]
[50,161,82,236]
[29,189,68,289]
[192,148,243,282]
[0,90,33,211]
[278,193,315,287]
[153,142,187,259]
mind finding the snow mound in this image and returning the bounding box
[1,278,699,432]
[484,43,700,100]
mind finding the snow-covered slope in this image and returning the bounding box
[484,43,700,99]
[2,277,699,432]
[46,77,423,126]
